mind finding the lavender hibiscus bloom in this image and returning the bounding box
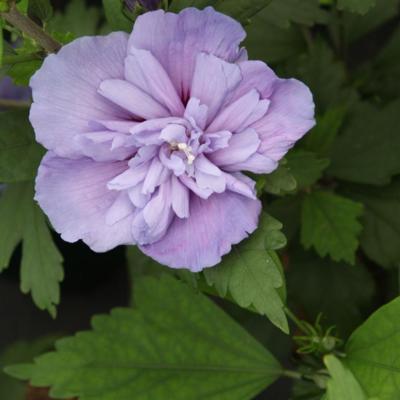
[31,7,315,271]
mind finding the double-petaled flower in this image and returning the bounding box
[32,7,315,271]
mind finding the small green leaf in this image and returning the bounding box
[343,181,400,269]
[103,0,132,32]
[7,59,42,86]
[324,355,367,400]
[337,0,376,15]
[204,214,289,333]
[0,110,44,183]
[0,183,63,316]
[264,159,297,195]
[6,275,282,400]
[20,199,64,318]
[216,0,273,22]
[329,100,400,185]
[345,296,400,399]
[286,149,330,189]
[301,191,363,264]
[0,19,4,67]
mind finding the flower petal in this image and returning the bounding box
[190,53,242,124]
[252,78,315,162]
[140,191,261,271]
[128,7,246,99]
[30,33,130,158]
[125,49,185,116]
[98,79,170,120]
[35,152,135,251]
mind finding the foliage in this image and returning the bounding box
[1,0,400,399]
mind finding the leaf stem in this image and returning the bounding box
[284,307,310,335]
[0,3,61,53]
[0,98,31,108]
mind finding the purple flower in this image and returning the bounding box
[31,7,315,271]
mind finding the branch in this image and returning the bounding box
[0,3,61,53]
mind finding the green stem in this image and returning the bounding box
[2,52,42,65]
[284,307,310,335]
[282,370,304,380]
[0,3,61,53]
[0,98,31,108]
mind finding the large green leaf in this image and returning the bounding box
[103,0,132,32]
[286,149,330,189]
[345,296,400,400]
[0,110,44,183]
[324,355,368,400]
[0,183,63,316]
[6,275,282,400]
[343,181,400,269]
[329,101,400,185]
[301,191,363,264]
[204,214,288,333]
[287,248,375,337]
[337,0,376,14]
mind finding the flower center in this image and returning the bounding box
[170,141,196,165]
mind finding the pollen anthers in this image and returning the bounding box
[170,141,196,165]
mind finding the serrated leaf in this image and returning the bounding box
[0,336,58,400]
[6,275,282,400]
[343,181,400,269]
[204,214,288,333]
[286,149,330,189]
[0,110,44,183]
[329,100,400,185]
[301,191,363,264]
[324,355,367,400]
[264,160,297,195]
[337,0,376,15]
[287,248,375,337]
[20,199,64,318]
[345,296,400,400]
[0,183,63,316]
[103,0,132,32]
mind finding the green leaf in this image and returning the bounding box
[46,0,102,37]
[0,183,63,316]
[264,159,297,195]
[324,355,367,400]
[343,181,400,269]
[302,107,347,157]
[20,199,64,318]
[245,9,306,63]
[259,0,329,28]
[301,191,363,264]
[329,100,400,185]
[7,59,42,86]
[204,214,289,333]
[0,110,44,183]
[345,296,400,400]
[0,336,58,400]
[0,19,4,67]
[170,0,217,12]
[6,275,282,399]
[287,248,375,337]
[28,0,53,22]
[342,0,399,44]
[284,40,357,112]
[286,149,330,189]
[103,0,132,32]
[216,0,274,22]
[337,0,376,15]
